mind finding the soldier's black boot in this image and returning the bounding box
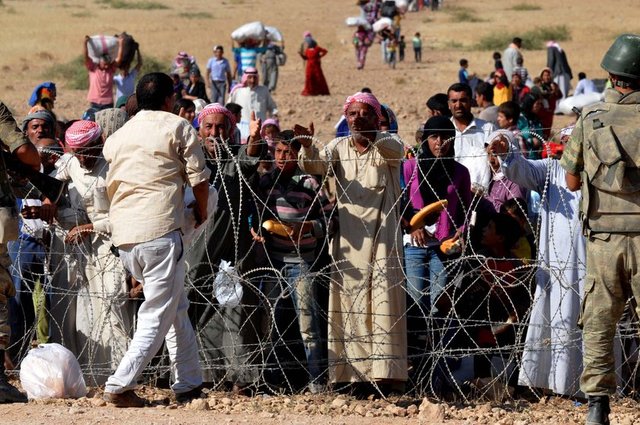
[585,395,610,425]
[0,350,27,403]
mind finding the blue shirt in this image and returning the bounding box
[114,69,138,99]
[458,68,469,84]
[206,57,231,82]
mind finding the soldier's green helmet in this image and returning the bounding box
[601,34,640,79]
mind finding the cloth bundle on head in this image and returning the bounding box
[21,109,56,132]
[197,103,237,128]
[343,91,384,121]
[65,120,102,149]
[95,108,127,140]
[28,82,56,107]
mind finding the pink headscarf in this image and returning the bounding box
[65,120,102,148]
[343,92,384,121]
[303,31,312,38]
[260,118,280,137]
[198,103,237,128]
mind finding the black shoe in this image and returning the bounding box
[586,395,610,425]
[0,376,27,403]
[175,385,205,404]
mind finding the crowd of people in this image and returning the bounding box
[1,14,639,424]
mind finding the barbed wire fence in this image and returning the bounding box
[6,125,640,403]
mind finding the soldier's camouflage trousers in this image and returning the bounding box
[0,243,15,351]
[580,232,640,395]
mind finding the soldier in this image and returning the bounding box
[561,34,640,425]
[0,101,41,403]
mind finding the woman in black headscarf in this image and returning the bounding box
[402,115,472,330]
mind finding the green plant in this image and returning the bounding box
[98,0,170,10]
[510,3,541,11]
[72,11,94,18]
[450,10,484,23]
[475,25,570,50]
[178,11,213,19]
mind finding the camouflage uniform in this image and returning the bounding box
[0,102,29,352]
[561,88,640,396]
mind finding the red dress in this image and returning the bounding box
[301,46,330,96]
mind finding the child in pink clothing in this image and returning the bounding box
[84,35,123,111]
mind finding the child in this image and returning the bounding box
[84,35,123,111]
[492,51,503,71]
[412,32,422,62]
[458,59,476,85]
[114,46,142,100]
[398,35,406,62]
[387,34,397,69]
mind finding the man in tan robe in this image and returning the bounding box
[297,92,407,391]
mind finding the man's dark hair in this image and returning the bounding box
[136,72,174,111]
[498,100,520,122]
[278,129,302,151]
[447,82,472,98]
[172,98,195,115]
[513,37,522,45]
[578,72,586,80]
[426,93,452,117]
[225,102,242,115]
[475,81,494,103]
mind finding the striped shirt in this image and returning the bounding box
[258,167,335,263]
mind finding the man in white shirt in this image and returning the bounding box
[102,72,210,407]
[448,83,495,191]
[574,72,598,95]
[228,67,277,142]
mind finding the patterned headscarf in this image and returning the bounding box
[343,91,384,122]
[65,120,102,149]
[197,103,237,128]
[95,108,127,140]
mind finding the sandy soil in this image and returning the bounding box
[2,0,640,422]
[2,0,639,142]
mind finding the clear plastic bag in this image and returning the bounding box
[19,343,88,399]
[214,260,243,308]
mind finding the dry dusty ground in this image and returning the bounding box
[2,0,640,423]
[5,381,640,425]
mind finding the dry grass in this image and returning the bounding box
[98,0,170,10]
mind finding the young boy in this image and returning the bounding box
[398,35,406,62]
[412,32,422,62]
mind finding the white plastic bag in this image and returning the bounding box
[19,343,87,399]
[182,185,218,246]
[265,26,283,42]
[372,17,393,32]
[231,21,266,43]
[214,260,243,308]
[87,35,119,64]
[345,16,370,28]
